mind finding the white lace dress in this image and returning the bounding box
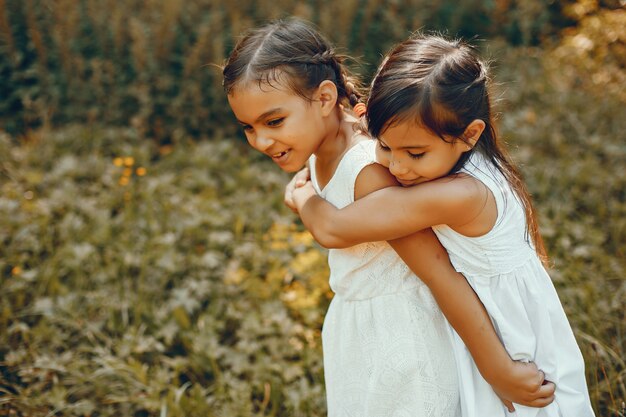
[309,140,460,417]
[432,152,595,417]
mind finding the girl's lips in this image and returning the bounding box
[271,149,291,164]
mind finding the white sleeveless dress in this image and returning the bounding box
[309,140,460,417]
[432,152,595,417]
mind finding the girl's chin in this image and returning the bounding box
[273,155,307,173]
[281,166,301,173]
[275,160,304,173]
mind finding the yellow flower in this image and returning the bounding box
[292,230,314,246]
[11,266,22,276]
[136,167,147,176]
[124,157,135,167]
[123,168,133,177]
[113,157,123,167]
[270,240,289,250]
[290,249,324,275]
[119,177,130,186]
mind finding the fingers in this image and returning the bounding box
[284,168,310,213]
[537,381,556,398]
[504,361,558,408]
[537,369,545,387]
[526,365,554,401]
[528,393,556,408]
[521,381,556,407]
[520,361,545,392]
[284,181,299,213]
[284,198,298,213]
[284,188,296,212]
[294,167,310,187]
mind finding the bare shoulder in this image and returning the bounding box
[354,162,398,200]
[425,173,490,205]
[423,173,495,231]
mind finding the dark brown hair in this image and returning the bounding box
[367,33,547,262]
[223,18,362,108]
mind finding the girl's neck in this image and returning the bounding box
[313,108,363,189]
[314,108,359,164]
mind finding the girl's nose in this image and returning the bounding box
[250,134,275,152]
[388,158,409,176]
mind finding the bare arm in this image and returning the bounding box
[293,174,485,248]
[347,163,555,408]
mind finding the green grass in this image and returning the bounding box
[0,127,329,416]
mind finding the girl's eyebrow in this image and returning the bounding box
[379,137,428,150]
[399,144,428,149]
[238,108,284,125]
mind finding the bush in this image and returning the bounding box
[0,0,593,140]
[0,127,333,416]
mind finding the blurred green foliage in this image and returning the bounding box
[0,128,332,416]
[1,0,625,416]
[1,0,622,140]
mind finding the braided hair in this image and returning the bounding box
[223,18,362,109]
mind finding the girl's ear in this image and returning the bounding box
[462,119,486,149]
[315,80,339,117]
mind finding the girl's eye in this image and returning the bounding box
[377,141,390,151]
[267,117,284,127]
[241,124,253,132]
[408,151,425,159]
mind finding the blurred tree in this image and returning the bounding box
[0,0,622,141]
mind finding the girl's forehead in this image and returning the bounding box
[230,68,296,95]
[383,119,424,137]
[228,80,306,121]
[381,120,439,145]
[229,77,296,100]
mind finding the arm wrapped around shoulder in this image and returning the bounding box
[293,182,352,249]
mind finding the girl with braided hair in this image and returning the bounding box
[224,19,555,416]
[290,33,595,417]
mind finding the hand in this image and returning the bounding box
[494,361,556,412]
[292,181,317,212]
[284,167,310,213]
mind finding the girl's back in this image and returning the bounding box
[433,152,594,417]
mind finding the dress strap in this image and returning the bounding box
[340,140,378,203]
[461,153,512,230]
[309,140,377,204]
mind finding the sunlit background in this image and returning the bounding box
[0,1,624,416]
